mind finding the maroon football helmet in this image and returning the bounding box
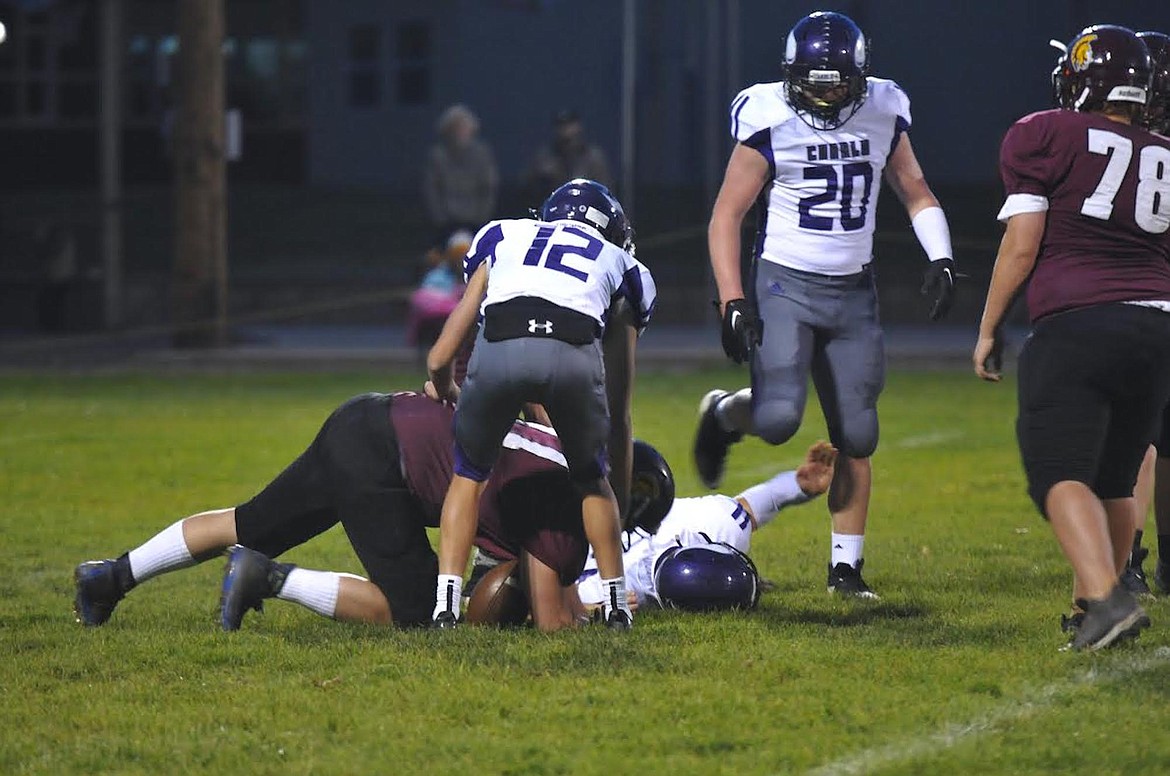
[1052,25,1152,113]
[1138,31,1170,134]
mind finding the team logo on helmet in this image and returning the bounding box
[1070,33,1098,72]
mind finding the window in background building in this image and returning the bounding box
[348,23,381,108]
[0,2,98,127]
[394,19,431,106]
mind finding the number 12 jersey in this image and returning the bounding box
[731,77,912,276]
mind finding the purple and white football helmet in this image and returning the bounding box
[782,11,871,130]
[653,543,760,612]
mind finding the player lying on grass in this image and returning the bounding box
[476,440,833,611]
[73,391,599,633]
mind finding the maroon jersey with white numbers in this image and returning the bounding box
[388,392,586,584]
[998,109,1170,322]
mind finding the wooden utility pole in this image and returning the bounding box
[172,0,227,347]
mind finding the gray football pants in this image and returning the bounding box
[750,262,885,458]
[454,331,609,482]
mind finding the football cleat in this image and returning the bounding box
[219,545,292,632]
[73,559,124,627]
[827,560,879,600]
[1120,546,1152,597]
[693,389,743,489]
[1060,609,1085,635]
[431,610,459,629]
[1155,558,1170,596]
[1070,585,1150,652]
[604,608,633,631]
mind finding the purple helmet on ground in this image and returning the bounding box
[782,11,870,130]
[1138,31,1170,134]
[539,178,634,253]
[654,543,761,612]
[1052,25,1151,113]
[626,439,675,535]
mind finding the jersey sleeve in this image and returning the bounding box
[615,253,657,334]
[887,82,911,128]
[463,220,505,281]
[728,85,778,162]
[997,114,1054,222]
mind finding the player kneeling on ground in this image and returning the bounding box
[73,392,598,633]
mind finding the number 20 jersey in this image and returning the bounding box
[997,109,1170,323]
[731,77,911,276]
[464,218,656,332]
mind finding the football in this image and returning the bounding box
[464,559,529,626]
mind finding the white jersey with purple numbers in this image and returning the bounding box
[576,495,753,607]
[732,77,911,276]
[464,218,656,332]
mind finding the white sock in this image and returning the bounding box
[601,576,632,617]
[736,471,812,529]
[830,533,864,568]
[127,520,195,584]
[276,568,341,618]
[434,573,463,619]
[714,389,751,433]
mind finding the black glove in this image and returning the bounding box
[921,258,957,321]
[718,298,762,364]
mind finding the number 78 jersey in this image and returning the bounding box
[997,109,1170,323]
[731,77,911,276]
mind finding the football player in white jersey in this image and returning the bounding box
[576,441,837,608]
[427,179,656,629]
[693,11,956,599]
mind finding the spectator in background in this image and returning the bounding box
[424,105,498,244]
[526,110,613,199]
[407,230,472,350]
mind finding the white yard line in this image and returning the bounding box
[732,431,964,481]
[887,430,964,449]
[804,646,1170,776]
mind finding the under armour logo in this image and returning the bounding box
[528,319,554,334]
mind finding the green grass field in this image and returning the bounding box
[2,368,1169,775]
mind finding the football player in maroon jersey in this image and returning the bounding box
[72,392,594,633]
[974,25,1170,650]
[1121,31,1170,598]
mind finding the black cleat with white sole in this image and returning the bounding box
[693,389,743,489]
[827,560,879,600]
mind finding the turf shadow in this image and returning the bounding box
[757,600,930,628]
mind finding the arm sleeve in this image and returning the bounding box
[615,255,657,334]
[463,221,505,281]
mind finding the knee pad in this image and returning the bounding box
[752,400,802,446]
[832,408,879,459]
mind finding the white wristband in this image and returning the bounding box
[911,206,953,263]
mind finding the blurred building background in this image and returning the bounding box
[1,0,1169,339]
